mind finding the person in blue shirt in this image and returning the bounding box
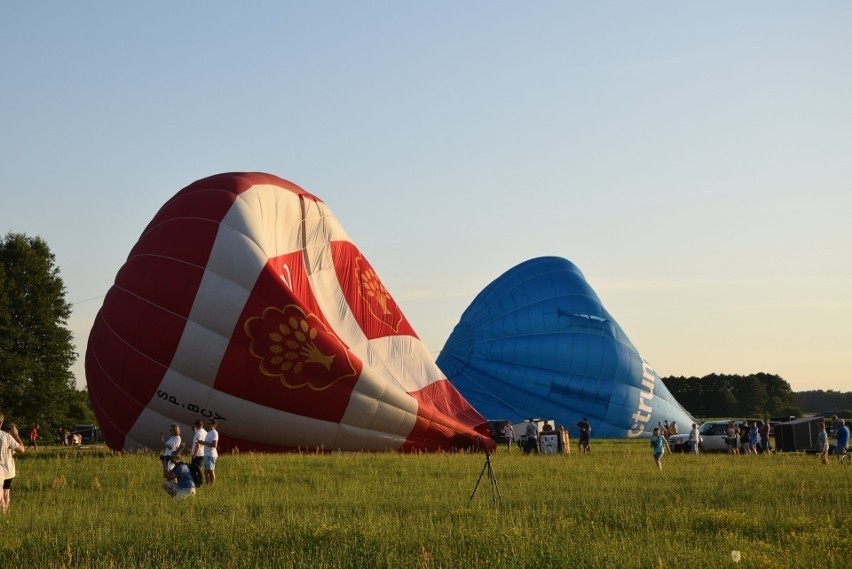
[649,427,669,471]
[747,421,760,455]
[162,453,195,500]
[835,419,850,461]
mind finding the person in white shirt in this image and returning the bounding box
[190,419,207,471]
[688,423,702,455]
[199,419,219,486]
[1,410,26,514]
[160,424,182,471]
[524,419,539,453]
[502,423,515,452]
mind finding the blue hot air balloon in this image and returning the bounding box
[436,257,695,439]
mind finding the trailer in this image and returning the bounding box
[774,416,823,452]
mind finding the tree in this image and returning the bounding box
[0,232,79,429]
[662,372,801,418]
[794,390,852,413]
[732,375,768,418]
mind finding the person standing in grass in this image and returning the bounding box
[26,423,39,451]
[576,417,591,454]
[688,423,701,455]
[759,419,771,453]
[726,421,739,455]
[0,410,26,514]
[650,427,668,470]
[747,421,760,455]
[191,419,207,472]
[835,419,849,461]
[502,422,515,453]
[199,418,219,485]
[524,419,538,454]
[817,422,830,464]
[160,424,182,472]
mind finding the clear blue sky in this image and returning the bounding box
[2,3,850,392]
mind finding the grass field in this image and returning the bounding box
[1,440,850,568]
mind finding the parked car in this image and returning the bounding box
[668,421,730,452]
[669,419,778,452]
[70,424,99,444]
[486,420,511,444]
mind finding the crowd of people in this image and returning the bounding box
[504,417,591,455]
[498,413,851,473]
[818,416,849,464]
[722,419,771,455]
[160,417,219,500]
[3,407,849,509]
[1,408,222,508]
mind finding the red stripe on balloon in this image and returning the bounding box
[215,252,363,423]
[331,241,417,339]
[402,379,493,451]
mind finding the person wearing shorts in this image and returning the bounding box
[0,410,27,514]
[199,418,219,486]
[190,419,207,471]
[650,427,667,470]
[726,422,739,455]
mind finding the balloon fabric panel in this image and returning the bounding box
[437,257,695,438]
[86,172,492,453]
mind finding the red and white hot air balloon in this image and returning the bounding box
[86,172,492,453]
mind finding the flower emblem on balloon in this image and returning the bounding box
[245,304,359,390]
[355,257,402,332]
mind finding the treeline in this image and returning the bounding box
[661,373,800,419]
[794,390,852,415]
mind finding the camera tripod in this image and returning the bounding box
[468,452,501,505]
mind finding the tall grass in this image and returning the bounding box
[1,441,849,568]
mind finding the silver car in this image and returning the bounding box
[668,421,731,452]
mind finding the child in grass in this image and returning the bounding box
[650,427,668,470]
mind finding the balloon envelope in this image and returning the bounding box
[436,257,695,438]
[86,172,491,453]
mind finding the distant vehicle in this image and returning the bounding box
[70,424,99,444]
[774,416,823,452]
[486,420,511,444]
[668,421,730,453]
[669,419,778,453]
[511,419,557,453]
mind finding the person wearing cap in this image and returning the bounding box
[162,452,195,500]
